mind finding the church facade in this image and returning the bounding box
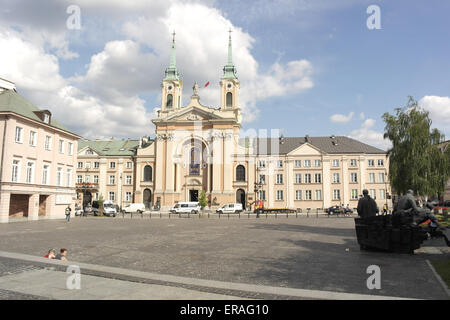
[77,34,392,211]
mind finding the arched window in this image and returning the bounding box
[226,92,233,108]
[236,165,245,182]
[143,165,152,182]
[166,94,173,108]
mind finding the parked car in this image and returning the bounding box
[122,203,145,214]
[216,203,243,214]
[327,205,344,215]
[83,204,98,216]
[101,201,117,217]
[74,204,84,216]
[170,202,200,214]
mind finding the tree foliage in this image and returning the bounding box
[382,97,450,197]
[198,190,208,209]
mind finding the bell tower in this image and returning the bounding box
[220,29,240,111]
[161,31,182,113]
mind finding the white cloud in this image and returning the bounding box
[349,118,391,151]
[419,96,450,135]
[330,112,354,123]
[0,0,314,138]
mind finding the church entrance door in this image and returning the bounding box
[189,190,199,202]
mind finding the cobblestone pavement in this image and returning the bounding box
[0,216,448,299]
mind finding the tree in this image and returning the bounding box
[198,190,208,209]
[382,97,450,197]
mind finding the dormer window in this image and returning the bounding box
[43,114,50,124]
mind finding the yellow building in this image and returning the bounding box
[77,34,392,212]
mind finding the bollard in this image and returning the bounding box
[131,211,133,219]
[239,212,241,219]
[149,212,151,219]
[286,211,289,219]
[219,212,221,219]
[276,211,278,219]
[160,211,162,219]
[208,211,210,219]
[266,211,268,219]
[179,212,181,219]
[248,212,250,219]
[188,211,190,219]
[228,212,230,219]
[169,212,171,219]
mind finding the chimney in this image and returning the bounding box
[305,135,310,142]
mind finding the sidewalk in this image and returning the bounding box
[0,251,416,300]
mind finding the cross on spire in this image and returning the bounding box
[228,28,232,40]
[172,31,176,45]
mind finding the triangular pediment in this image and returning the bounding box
[78,146,100,156]
[288,143,324,156]
[165,106,223,122]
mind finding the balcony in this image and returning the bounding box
[75,182,99,192]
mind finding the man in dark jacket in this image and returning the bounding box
[357,189,379,218]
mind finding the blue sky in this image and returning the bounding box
[0,0,449,149]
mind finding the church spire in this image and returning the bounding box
[164,31,180,81]
[222,29,237,79]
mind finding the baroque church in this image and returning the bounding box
[76,32,390,212]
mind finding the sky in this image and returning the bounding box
[0,0,449,150]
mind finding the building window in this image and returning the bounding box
[295,190,302,201]
[305,190,312,200]
[351,189,359,200]
[305,174,312,184]
[332,173,340,183]
[295,173,302,184]
[276,190,284,201]
[368,159,375,167]
[333,190,341,201]
[58,140,64,154]
[369,173,375,183]
[236,165,246,182]
[12,159,20,182]
[314,160,321,167]
[56,167,63,186]
[68,142,73,156]
[380,189,386,200]
[109,175,115,185]
[378,159,384,167]
[304,160,311,168]
[26,162,34,184]
[370,189,376,199]
[315,173,322,184]
[125,192,132,202]
[109,192,115,202]
[166,94,173,108]
[42,164,50,185]
[77,162,83,169]
[66,168,72,187]
[43,114,50,124]
[109,162,116,169]
[77,175,83,184]
[258,174,266,184]
[226,92,233,108]
[126,175,132,185]
[294,160,301,168]
[350,159,357,167]
[45,136,52,151]
[277,160,283,168]
[350,173,358,183]
[258,190,266,201]
[332,159,339,167]
[143,165,152,182]
[315,190,322,201]
[94,162,100,169]
[93,175,99,183]
[276,174,283,184]
[126,162,132,169]
[15,127,23,143]
[29,131,37,147]
[378,173,385,183]
[258,160,266,168]
[85,175,90,183]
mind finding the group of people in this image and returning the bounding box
[357,188,441,228]
[44,248,68,261]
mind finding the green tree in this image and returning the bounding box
[382,97,450,197]
[198,190,208,209]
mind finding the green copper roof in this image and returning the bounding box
[164,32,180,81]
[0,89,77,136]
[222,31,238,80]
[78,139,142,156]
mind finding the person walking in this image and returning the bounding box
[65,205,72,222]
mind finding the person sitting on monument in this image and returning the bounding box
[394,190,440,227]
[357,189,379,218]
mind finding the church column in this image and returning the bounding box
[165,136,175,193]
[223,132,233,194]
[154,136,165,195]
[212,135,223,193]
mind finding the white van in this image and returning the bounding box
[170,202,200,214]
[103,200,117,217]
[122,203,145,214]
[216,203,243,214]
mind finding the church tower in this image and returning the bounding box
[220,30,240,110]
[161,32,182,113]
